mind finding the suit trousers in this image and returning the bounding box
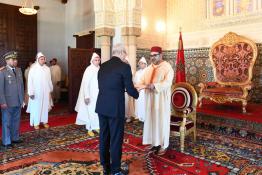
[1,106,21,145]
[98,114,125,174]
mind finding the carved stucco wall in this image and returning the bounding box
[165,0,262,49]
[136,0,167,49]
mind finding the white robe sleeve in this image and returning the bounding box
[154,66,174,93]
[138,70,146,85]
[82,68,93,99]
[27,67,35,96]
[133,71,139,85]
[47,67,53,93]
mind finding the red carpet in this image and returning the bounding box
[197,101,262,123]
[68,134,229,175]
[0,114,76,136]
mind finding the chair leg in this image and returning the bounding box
[199,97,202,108]
[242,100,247,113]
[193,129,196,142]
[180,127,185,152]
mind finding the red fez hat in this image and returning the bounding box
[151,46,162,53]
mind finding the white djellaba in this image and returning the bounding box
[75,53,100,135]
[27,52,53,128]
[133,57,147,122]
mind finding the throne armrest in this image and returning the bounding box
[239,83,253,97]
[183,107,193,115]
[198,82,219,93]
[172,107,193,118]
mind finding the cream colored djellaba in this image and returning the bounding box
[140,61,174,149]
[27,52,53,127]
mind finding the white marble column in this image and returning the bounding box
[128,35,137,73]
[121,27,141,73]
[95,27,115,63]
[100,36,111,63]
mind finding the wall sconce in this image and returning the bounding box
[156,21,166,33]
[141,16,147,30]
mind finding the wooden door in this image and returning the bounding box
[0,3,37,70]
[14,9,37,70]
[74,31,95,49]
[68,48,101,112]
[0,3,12,67]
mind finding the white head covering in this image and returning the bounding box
[139,57,147,65]
[36,52,45,60]
[90,52,100,64]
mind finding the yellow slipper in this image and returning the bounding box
[157,148,167,155]
[43,124,49,128]
[34,125,39,130]
[88,131,95,137]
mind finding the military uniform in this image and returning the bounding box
[0,51,24,146]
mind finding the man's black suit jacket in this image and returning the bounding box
[95,56,139,118]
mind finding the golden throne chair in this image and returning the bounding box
[170,82,198,152]
[198,32,258,113]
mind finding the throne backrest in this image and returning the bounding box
[171,82,197,116]
[210,32,258,86]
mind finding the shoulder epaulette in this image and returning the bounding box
[0,67,6,72]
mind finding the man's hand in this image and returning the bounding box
[135,84,147,91]
[29,95,35,100]
[146,84,155,90]
[22,102,26,108]
[0,104,7,109]
[84,98,90,105]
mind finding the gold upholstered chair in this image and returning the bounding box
[199,32,258,113]
[170,82,198,152]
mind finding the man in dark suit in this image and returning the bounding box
[96,44,139,175]
[0,51,24,149]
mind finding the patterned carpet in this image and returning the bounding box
[196,102,262,143]
[0,116,261,175]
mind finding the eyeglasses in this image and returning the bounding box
[150,53,160,58]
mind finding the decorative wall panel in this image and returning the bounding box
[0,3,37,70]
[137,43,262,103]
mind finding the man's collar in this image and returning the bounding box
[7,65,14,70]
[111,56,121,60]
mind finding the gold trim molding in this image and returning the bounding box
[95,27,115,37]
[121,27,141,36]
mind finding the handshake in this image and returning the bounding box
[135,84,155,91]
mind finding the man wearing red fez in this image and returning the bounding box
[136,46,174,155]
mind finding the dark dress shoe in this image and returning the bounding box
[112,172,125,175]
[12,140,23,144]
[2,144,14,149]
[103,168,110,175]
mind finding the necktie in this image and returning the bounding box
[12,68,16,76]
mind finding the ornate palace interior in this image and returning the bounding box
[0,0,261,174]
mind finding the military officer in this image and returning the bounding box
[0,51,24,149]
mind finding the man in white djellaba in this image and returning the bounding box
[133,57,147,122]
[50,58,62,103]
[27,52,53,130]
[75,52,101,137]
